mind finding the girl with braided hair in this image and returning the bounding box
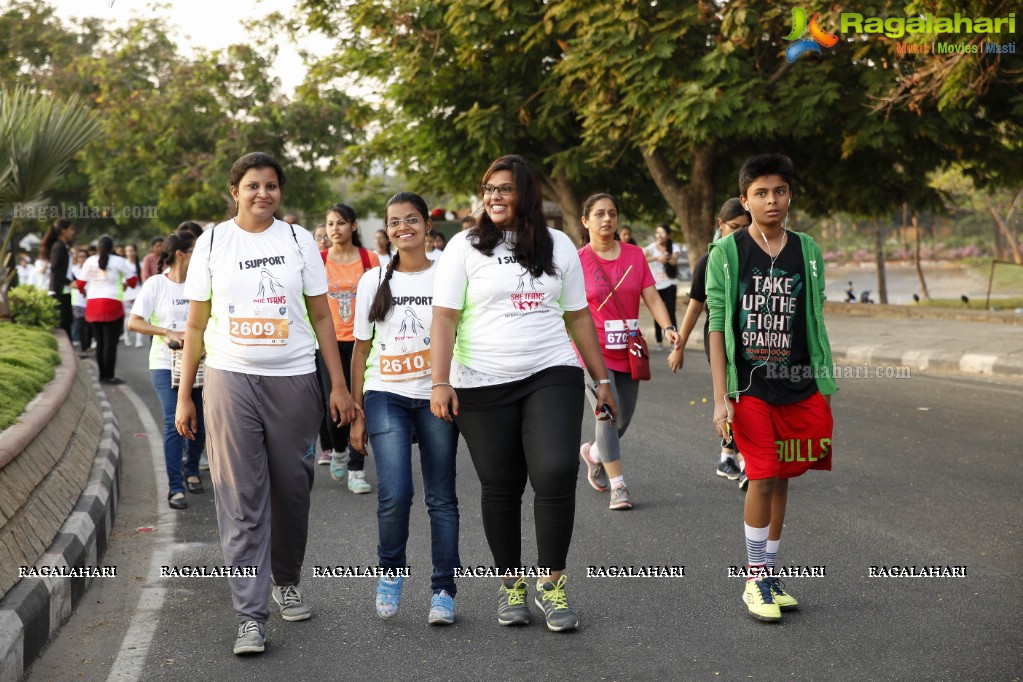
[350,191,460,625]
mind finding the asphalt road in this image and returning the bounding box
[25,341,1023,681]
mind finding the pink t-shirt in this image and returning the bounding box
[579,243,655,373]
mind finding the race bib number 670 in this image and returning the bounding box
[229,317,289,345]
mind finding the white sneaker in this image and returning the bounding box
[135,336,144,347]
[347,470,371,494]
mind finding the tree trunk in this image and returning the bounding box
[541,165,582,245]
[988,202,1023,265]
[912,210,930,300]
[874,219,888,304]
[642,144,716,271]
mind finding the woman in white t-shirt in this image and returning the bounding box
[78,236,139,385]
[173,152,357,657]
[121,243,145,348]
[127,231,206,510]
[644,223,681,349]
[430,154,616,633]
[349,192,460,625]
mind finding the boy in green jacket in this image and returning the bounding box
[706,154,837,622]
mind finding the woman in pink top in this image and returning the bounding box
[577,194,680,510]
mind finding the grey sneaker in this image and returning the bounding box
[198,453,209,471]
[347,470,372,494]
[609,484,633,510]
[534,576,578,632]
[272,584,312,621]
[580,443,609,491]
[233,620,265,655]
[497,577,531,626]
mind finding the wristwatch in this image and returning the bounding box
[593,378,612,390]
[663,325,677,332]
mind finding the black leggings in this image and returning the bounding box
[318,340,365,470]
[91,318,123,380]
[654,285,678,343]
[454,366,584,572]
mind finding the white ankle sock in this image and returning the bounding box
[609,475,624,488]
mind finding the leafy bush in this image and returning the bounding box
[9,285,59,329]
[0,322,59,431]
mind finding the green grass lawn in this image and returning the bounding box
[966,258,1023,293]
[0,322,60,432]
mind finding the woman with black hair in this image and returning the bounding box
[577,194,681,511]
[321,202,380,492]
[40,218,76,340]
[121,243,144,347]
[431,154,616,633]
[174,151,356,655]
[349,191,460,625]
[77,235,138,384]
[644,223,681,350]
[128,231,206,509]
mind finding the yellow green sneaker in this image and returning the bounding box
[497,577,530,626]
[743,578,782,622]
[764,576,798,609]
[534,575,578,632]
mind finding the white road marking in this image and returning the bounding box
[105,385,178,682]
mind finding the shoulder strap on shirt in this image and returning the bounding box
[358,247,371,273]
[584,244,628,326]
[208,226,215,278]
[321,249,328,264]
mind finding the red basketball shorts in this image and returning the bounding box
[731,391,834,481]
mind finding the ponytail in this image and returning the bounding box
[368,251,399,323]
[97,235,113,271]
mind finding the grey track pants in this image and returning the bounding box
[203,367,321,623]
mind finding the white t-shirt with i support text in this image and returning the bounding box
[353,264,437,400]
[130,274,190,370]
[183,218,328,376]
[432,228,586,384]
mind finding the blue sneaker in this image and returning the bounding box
[330,450,349,482]
[428,590,455,625]
[376,576,403,618]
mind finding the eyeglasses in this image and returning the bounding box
[386,216,422,229]
[723,221,748,231]
[480,184,515,198]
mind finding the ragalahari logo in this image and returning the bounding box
[784,8,839,62]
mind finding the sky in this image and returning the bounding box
[48,0,332,94]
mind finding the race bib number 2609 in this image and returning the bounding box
[229,316,289,346]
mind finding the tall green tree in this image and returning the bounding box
[297,0,665,242]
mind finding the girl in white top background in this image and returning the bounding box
[121,242,145,348]
[644,223,682,349]
[128,231,206,510]
[349,191,460,626]
[78,235,138,384]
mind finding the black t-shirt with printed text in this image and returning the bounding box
[732,229,816,404]
[689,253,711,362]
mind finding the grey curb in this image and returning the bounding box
[0,376,121,682]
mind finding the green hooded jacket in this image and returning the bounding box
[705,231,838,400]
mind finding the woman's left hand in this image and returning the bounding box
[594,382,618,421]
[329,388,359,426]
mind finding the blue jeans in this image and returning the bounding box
[151,369,205,495]
[364,390,460,595]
